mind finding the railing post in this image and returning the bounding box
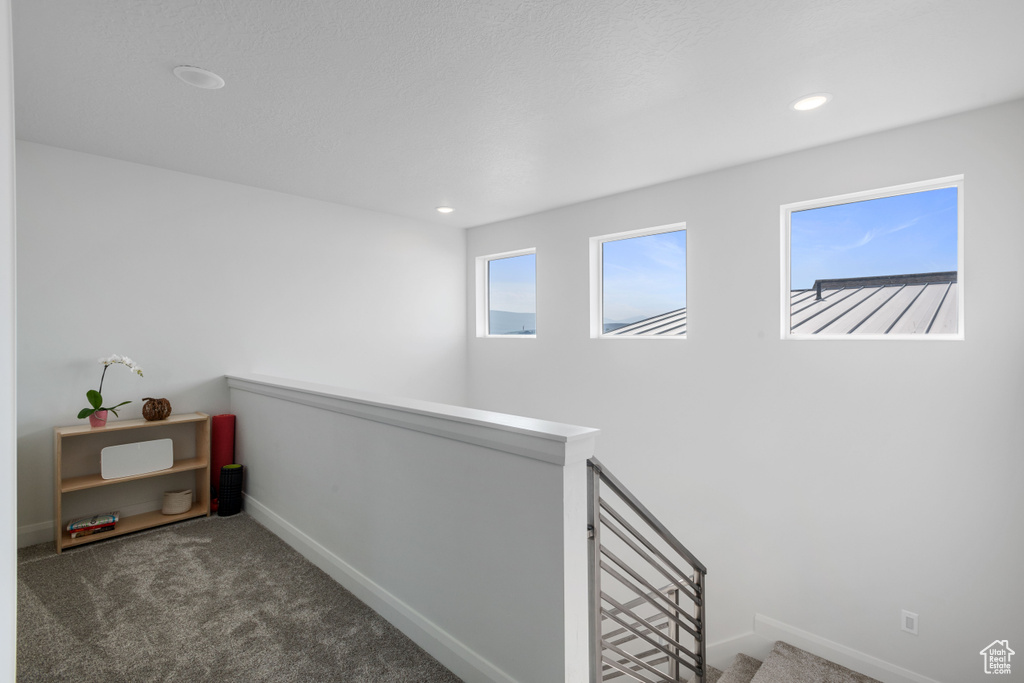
[668,587,680,681]
[696,570,706,683]
[587,462,603,683]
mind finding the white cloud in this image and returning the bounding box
[840,216,921,251]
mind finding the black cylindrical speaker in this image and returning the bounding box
[218,464,244,517]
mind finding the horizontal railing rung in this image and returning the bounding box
[606,618,669,647]
[599,614,697,675]
[600,511,701,605]
[600,499,700,594]
[590,457,707,573]
[601,655,667,683]
[602,580,688,616]
[601,546,700,627]
[601,593,699,668]
[602,666,636,682]
[602,656,670,675]
[602,560,700,641]
[602,647,669,670]
[600,624,698,680]
[604,640,675,683]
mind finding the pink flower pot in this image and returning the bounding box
[88,410,109,428]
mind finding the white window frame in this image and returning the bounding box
[590,222,687,339]
[780,175,964,341]
[475,247,537,338]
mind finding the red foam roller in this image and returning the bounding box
[211,414,236,499]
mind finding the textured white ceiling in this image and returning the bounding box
[11,0,1024,228]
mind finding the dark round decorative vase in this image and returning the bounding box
[142,397,172,421]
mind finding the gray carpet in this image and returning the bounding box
[701,665,724,683]
[18,514,463,682]
[749,641,882,683]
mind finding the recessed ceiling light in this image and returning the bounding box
[436,206,454,214]
[173,65,225,90]
[791,93,832,111]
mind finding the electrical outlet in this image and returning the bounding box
[902,610,919,635]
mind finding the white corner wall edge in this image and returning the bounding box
[225,373,599,465]
[706,630,775,671]
[754,614,944,683]
[1,3,16,679]
[243,494,518,683]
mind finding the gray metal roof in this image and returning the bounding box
[605,308,686,337]
[602,273,958,338]
[790,272,958,335]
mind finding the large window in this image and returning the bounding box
[476,249,536,337]
[591,224,686,338]
[781,176,963,339]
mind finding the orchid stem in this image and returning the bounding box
[98,364,108,395]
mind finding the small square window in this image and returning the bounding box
[591,224,686,338]
[476,249,536,337]
[782,176,963,339]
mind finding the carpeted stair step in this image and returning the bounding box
[688,664,723,683]
[717,653,763,683]
[749,641,882,683]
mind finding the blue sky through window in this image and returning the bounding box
[603,230,686,325]
[790,187,958,290]
[488,253,536,335]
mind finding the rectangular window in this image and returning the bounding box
[591,223,686,338]
[476,249,536,337]
[781,176,963,340]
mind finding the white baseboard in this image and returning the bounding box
[754,614,943,683]
[242,494,517,683]
[17,520,51,548]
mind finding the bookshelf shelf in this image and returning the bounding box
[60,456,208,492]
[60,503,208,549]
[54,412,211,553]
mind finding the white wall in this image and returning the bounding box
[16,142,468,540]
[466,99,1024,683]
[0,0,16,679]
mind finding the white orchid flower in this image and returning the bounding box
[82,353,144,421]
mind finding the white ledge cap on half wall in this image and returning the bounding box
[225,374,600,467]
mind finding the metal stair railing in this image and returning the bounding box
[588,458,707,683]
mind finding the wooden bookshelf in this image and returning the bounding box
[54,412,211,552]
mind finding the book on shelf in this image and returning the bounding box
[68,520,116,533]
[70,524,116,539]
[66,511,119,532]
